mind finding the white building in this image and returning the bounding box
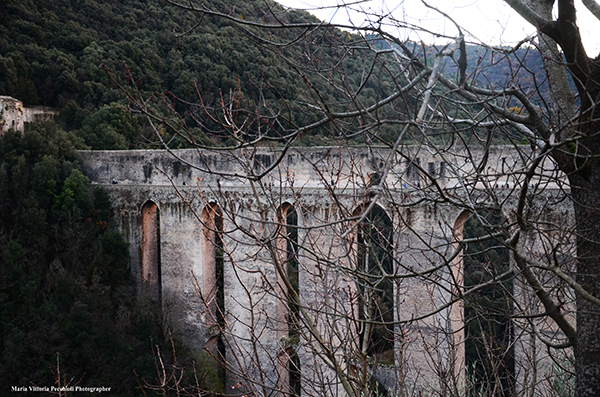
[0,95,58,135]
[0,96,24,134]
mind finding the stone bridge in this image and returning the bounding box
[79,146,572,395]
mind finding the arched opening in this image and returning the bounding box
[355,203,394,365]
[462,211,514,396]
[281,204,300,337]
[141,200,161,301]
[201,203,226,391]
[201,203,225,328]
[276,203,301,396]
[367,172,382,187]
[288,347,301,396]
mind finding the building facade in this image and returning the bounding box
[0,96,58,135]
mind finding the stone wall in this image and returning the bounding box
[79,146,574,395]
[0,96,24,134]
[0,96,58,135]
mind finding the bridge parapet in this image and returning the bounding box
[79,145,565,193]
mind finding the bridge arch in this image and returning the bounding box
[141,200,161,301]
[459,210,515,394]
[200,202,226,390]
[201,202,225,328]
[275,202,302,396]
[352,202,395,364]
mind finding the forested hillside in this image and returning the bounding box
[0,0,304,109]
[0,0,549,149]
[0,124,168,395]
[0,0,331,147]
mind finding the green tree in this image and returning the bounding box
[0,122,163,394]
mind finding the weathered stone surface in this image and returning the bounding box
[79,146,574,395]
[0,96,58,135]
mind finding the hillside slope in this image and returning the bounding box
[0,0,552,148]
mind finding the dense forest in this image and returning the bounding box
[0,0,548,148]
[0,123,168,394]
[0,0,338,147]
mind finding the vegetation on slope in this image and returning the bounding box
[0,0,332,147]
[0,0,550,149]
[0,122,166,394]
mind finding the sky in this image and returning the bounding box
[276,0,600,55]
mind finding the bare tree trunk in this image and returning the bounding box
[571,171,600,396]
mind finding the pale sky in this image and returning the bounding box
[277,0,600,55]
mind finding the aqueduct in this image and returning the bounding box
[79,145,573,395]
